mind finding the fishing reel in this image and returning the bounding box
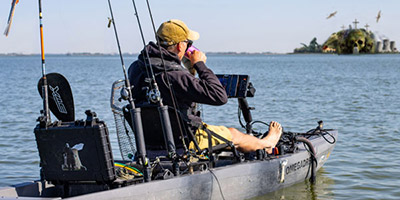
[147,88,161,103]
[119,86,130,101]
[118,83,161,104]
[142,78,162,104]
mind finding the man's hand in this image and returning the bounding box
[187,50,207,66]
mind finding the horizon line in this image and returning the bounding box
[0,51,284,56]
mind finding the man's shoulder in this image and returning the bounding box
[163,68,194,85]
[129,60,141,68]
[128,60,145,73]
[166,68,190,77]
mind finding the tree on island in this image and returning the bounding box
[294,37,323,53]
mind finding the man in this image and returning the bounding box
[128,19,282,154]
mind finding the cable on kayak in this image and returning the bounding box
[238,106,270,136]
[296,137,317,184]
[209,169,226,200]
[305,121,336,144]
[115,162,143,176]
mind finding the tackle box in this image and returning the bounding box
[34,110,116,183]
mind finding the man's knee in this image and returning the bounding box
[228,127,239,136]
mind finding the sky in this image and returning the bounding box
[0,0,399,54]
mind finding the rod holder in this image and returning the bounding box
[131,107,151,182]
[158,105,179,176]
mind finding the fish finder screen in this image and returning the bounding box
[216,74,250,98]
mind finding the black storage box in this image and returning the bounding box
[34,112,116,183]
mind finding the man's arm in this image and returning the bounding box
[177,61,228,105]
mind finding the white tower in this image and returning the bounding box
[383,39,390,52]
[376,41,383,53]
[390,41,397,52]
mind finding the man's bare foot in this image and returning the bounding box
[262,121,283,154]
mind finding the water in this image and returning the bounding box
[0,54,399,199]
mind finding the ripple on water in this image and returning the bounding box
[251,169,335,200]
[0,143,12,148]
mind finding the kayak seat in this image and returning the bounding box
[124,104,242,162]
[123,104,193,155]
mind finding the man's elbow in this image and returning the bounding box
[215,94,228,105]
[221,95,228,104]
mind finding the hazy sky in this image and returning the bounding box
[1,0,399,54]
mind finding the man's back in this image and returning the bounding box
[128,42,227,125]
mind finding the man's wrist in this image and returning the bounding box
[193,61,206,71]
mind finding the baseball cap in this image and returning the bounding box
[157,19,200,46]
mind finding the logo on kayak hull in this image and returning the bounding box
[286,157,311,175]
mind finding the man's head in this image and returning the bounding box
[157,19,199,46]
[157,19,199,59]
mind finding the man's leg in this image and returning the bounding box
[229,121,282,153]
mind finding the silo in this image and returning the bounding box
[376,41,383,53]
[390,41,397,52]
[383,39,390,52]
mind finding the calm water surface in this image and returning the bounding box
[0,54,399,199]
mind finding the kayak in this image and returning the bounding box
[0,129,337,200]
[0,75,338,199]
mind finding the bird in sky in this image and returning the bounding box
[326,11,337,19]
[376,10,381,23]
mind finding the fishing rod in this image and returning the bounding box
[130,0,158,103]
[106,0,151,182]
[38,0,51,126]
[144,0,191,153]
[4,0,19,36]
[130,0,180,176]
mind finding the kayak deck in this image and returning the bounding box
[0,130,337,200]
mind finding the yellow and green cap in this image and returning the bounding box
[157,19,200,46]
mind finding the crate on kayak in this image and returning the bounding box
[34,110,116,184]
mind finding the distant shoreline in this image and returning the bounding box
[1,52,398,57]
[0,52,283,57]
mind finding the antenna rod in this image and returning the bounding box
[38,0,51,125]
[107,0,151,182]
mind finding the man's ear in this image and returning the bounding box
[177,42,185,52]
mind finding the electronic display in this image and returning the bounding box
[216,74,250,98]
